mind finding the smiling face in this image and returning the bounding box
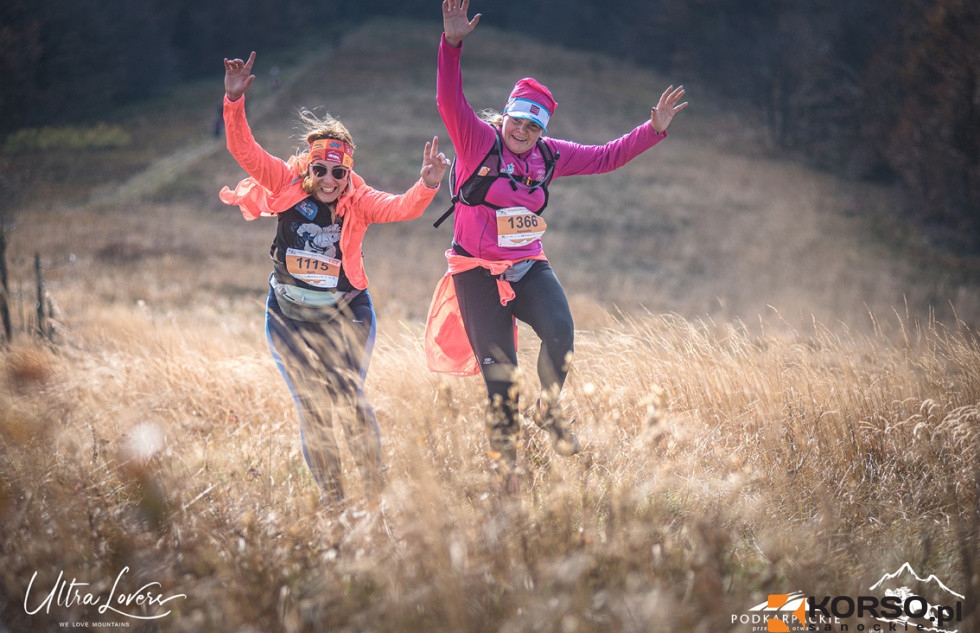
[308,161,350,204]
[501,115,543,155]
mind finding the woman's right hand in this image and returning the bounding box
[224,51,256,101]
[442,0,481,47]
[420,136,451,189]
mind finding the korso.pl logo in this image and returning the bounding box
[732,563,966,632]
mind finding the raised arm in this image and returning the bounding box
[549,83,688,177]
[221,51,294,194]
[436,2,497,171]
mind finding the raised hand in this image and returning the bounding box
[224,51,256,101]
[421,136,451,189]
[442,0,481,47]
[650,85,688,133]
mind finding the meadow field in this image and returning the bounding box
[2,20,980,633]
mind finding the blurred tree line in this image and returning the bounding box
[1,0,977,249]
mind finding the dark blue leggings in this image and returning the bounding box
[452,260,575,418]
[264,287,380,502]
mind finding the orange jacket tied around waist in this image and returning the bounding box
[424,249,548,376]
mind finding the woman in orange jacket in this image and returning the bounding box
[220,51,449,507]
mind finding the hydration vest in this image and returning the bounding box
[433,131,560,228]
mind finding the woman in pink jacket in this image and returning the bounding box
[221,51,449,507]
[427,1,687,492]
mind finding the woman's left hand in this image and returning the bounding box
[650,85,688,133]
[421,136,451,189]
[224,51,256,101]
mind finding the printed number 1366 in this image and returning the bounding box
[507,215,539,230]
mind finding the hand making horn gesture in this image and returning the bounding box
[224,51,256,101]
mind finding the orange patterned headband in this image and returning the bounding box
[309,139,354,168]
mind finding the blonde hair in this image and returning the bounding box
[480,108,504,128]
[294,108,356,196]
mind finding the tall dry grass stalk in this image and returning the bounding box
[2,304,978,632]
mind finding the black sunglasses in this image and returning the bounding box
[310,164,350,179]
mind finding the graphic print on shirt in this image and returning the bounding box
[285,221,342,288]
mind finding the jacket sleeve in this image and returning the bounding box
[355,178,440,225]
[551,123,667,178]
[436,35,496,174]
[223,95,297,194]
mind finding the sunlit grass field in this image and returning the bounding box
[2,19,979,633]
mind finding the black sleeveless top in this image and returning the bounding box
[270,197,354,292]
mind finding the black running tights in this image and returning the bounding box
[452,260,575,414]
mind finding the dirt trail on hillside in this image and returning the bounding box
[92,46,337,208]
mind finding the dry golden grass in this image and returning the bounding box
[3,309,979,632]
[2,18,980,633]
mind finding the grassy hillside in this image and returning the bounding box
[7,20,978,330]
[2,19,979,633]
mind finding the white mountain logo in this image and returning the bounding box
[869,562,965,633]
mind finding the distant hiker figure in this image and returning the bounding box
[212,103,224,138]
[219,51,449,508]
[425,0,688,493]
[268,66,281,92]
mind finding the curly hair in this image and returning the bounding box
[294,108,356,196]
